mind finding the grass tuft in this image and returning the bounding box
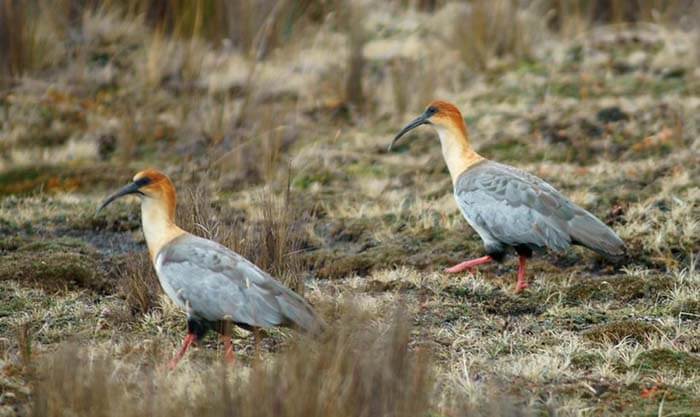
[116,251,161,315]
[634,348,700,376]
[583,320,663,344]
[28,308,502,417]
[178,176,309,293]
[0,237,109,292]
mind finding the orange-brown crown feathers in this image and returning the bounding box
[426,100,468,137]
[133,169,177,221]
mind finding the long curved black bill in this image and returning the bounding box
[97,182,142,213]
[388,112,431,151]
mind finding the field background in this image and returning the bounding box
[1,1,699,416]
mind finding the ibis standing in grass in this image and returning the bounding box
[99,169,324,368]
[389,101,625,293]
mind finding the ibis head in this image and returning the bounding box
[389,100,468,151]
[99,169,176,216]
[99,169,181,261]
[390,100,483,184]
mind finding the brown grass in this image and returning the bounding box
[116,252,161,315]
[177,174,309,292]
[451,0,543,71]
[0,0,30,86]
[548,0,698,35]
[2,1,700,415]
[342,4,367,112]
[29,308,512,417]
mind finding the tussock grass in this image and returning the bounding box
[28,308,525,417]
[2,1,700,415]
[0,0,30,85]
[177,175,309,292]
[116,251,161,315]
[451,0,545,71]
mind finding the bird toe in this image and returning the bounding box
[514,283,529,294]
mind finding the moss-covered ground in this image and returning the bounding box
[1,3,699,416]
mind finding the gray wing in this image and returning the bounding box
[157,234,323,334]
[455,161,624,257]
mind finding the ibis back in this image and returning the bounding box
[154,234,324,335]
[454,161,625,258]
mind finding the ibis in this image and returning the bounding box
[99,169,324,368]
[389,101,625,293]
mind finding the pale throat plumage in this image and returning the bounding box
[140,197,184,261]
[434,124,484,185]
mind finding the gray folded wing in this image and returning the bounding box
[455,161,624,258]
[157,234,324,334]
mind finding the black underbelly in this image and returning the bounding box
[187,317,257,339]
[486,243,537,261]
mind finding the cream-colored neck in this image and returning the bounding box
[141,198,184,262]
[434,125,484,184]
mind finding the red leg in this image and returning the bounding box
[445,255,493,273]
[514,256,528,293]
[168,333,196,370]
[221,335,236,365]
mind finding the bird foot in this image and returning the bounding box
[222,335,236,366]
[444,264,474,273]
[167,333,196,370]
[444,255,493,274]
[514,282,529,294]
[513,255,529,294]
[166,358,181,371]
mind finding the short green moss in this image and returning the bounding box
[17,237,95,254]
[446,286,544,316]
[564,275,674,305]
[583,320,661,344]
[0,236,30,251]
[292,169,335,190]
[484,292,543,316]
[0,163,132,196]
[570,352,600,370]
[554,309,608,332]
[634,349,700,376]
[670,299,700,319]
[0,238,110,292]
[306,216,480,280]
[69,203,142,232]
[479,138,529,162]
[584,382,700,416]
[365,279,416,293]
[312,251,375,279]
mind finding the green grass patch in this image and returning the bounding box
[634,349,700,376]
[583,320,662,344]
[0,237,111,292]
[0,163,133,196]
[563,275,674,305]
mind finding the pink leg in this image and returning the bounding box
[168,333,196,370]
[221,335,236,365]
[514,256,528,293]
[445,255,493,273]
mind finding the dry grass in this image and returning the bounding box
[548,0,698,36]
[27,308,525,417]
[341,3,367,112]
[116,252,161,315]
[1,1,700,416]
[451,0,545,71]
[19,305,544,417]
[0,1,29,85]
[177,174,309,292]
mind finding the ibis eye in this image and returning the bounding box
[133,177,152,188]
